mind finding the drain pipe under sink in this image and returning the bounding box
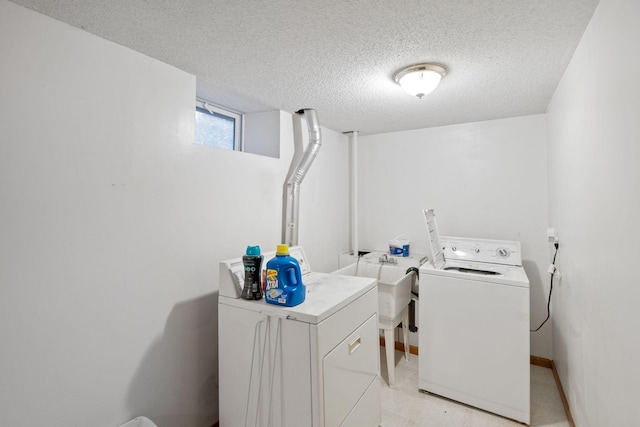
[283,108,322,246]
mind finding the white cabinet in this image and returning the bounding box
[219,271,380,427]
[323,314,379,426]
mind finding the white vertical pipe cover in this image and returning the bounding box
[350,131,359,255]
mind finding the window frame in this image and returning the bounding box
[195,98,244,151]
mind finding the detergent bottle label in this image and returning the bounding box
[265,269,286,303]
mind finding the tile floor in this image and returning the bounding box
[380,349,569,427]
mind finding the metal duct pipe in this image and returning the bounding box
[283,109,322,246]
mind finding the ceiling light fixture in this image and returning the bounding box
[394,63,447,98]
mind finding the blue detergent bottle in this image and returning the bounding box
[265,244,306,307]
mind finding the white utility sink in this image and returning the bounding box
[332,260,415,387]
[332,262,413,321]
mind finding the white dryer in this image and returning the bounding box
[418,210,530,424]
[219,247,381,427]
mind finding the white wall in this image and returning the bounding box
[244,110,280,158]
[546,0,640,425]
[358,116,552,357]
[0,1,350,425]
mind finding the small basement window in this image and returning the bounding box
[195,99,243,151]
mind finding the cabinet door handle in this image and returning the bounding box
[349,336,361,354]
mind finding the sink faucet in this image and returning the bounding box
[378,254,397,264]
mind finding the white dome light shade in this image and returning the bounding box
[394,63,447,98]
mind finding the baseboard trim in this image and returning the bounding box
[530,355,553,368]
[379,336,419,355]
[528,356,576,427]
[551,360,576,427]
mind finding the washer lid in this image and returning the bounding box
[423,209,445,270]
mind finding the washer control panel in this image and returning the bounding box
[441,236,522,266]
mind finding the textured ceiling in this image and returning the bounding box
[10,0,599,135]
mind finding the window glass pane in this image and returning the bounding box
[195,106,236,150]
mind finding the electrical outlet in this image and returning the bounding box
[547,228,559,243]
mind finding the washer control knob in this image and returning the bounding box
[451,246,457,252]
[474,247,481,254]
[496,248,509,257]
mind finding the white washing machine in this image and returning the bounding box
[219,247,381,427]
[418,210,530,424]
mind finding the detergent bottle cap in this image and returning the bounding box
[246,245,261,256]
[276,244,290,256]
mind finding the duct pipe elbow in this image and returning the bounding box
[289,109,322,186]
[295,108,321,142]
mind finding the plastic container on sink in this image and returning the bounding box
[389,234,410,257]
